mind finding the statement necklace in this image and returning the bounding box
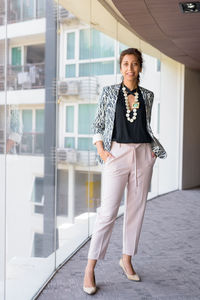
[122,83,140,123]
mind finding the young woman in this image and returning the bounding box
[83,48,167,294]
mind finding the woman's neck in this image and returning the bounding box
[123,80,138,91]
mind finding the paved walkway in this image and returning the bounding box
[37,188,200,300]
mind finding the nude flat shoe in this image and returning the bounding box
[119,258,141,281]
[83,272,97,295]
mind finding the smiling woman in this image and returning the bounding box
[83,48,167,295]
[120,48,142,88]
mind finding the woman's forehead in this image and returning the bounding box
[122,54,138,62]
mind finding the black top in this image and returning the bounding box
[111,83,152,143]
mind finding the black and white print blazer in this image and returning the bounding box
[92,83,167,164]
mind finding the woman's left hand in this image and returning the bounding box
[152,151,157,158]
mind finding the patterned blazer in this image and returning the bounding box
[7,106,23,144]
[92,83,167,164]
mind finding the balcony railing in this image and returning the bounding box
[0,132,44,155]
[57,148,97,166]
[18,132,44,155]
[0,63,45,91]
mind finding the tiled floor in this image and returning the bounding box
[37,188,200,300]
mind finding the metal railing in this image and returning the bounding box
[18,132,44,155]
[57,148,97,166]
[0,63,45,91]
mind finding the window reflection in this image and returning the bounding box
[7,0,45,24]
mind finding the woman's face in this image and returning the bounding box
[120,54,141,83]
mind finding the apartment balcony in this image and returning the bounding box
[0,63,45,91]
[57,148,97,167]
[18,132,44,155]
[0,0,45,26]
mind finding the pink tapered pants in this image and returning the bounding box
[88,141,156,260]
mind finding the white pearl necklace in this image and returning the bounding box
[122,84,140,123]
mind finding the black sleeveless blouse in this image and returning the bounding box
[111,83,152,143]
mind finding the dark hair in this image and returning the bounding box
[119,48,143,83]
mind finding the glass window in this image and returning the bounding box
[79,61,114,77]
[36,109,44,132]
[117,60,120,74]
[22,110,32,132]
[91,29,114,58]
[8,0,21,23]
[25,44,45,64]
[64,137,75,149]
[11,47,21,66]
[78,104,97,134]
[65,106,74,133]
[65,64,76,78]
[79,28,90,60]
[78,137,95,151]
[79,28,115,59]
[119,42,127,54]
[67,32,75,59]
[36,0,45,18]
[157,59,161,72]
[23,0,34,20]
[31,177,44,204]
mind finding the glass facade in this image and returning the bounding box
[6,0,45,24]
[0,1,161,299]
[65,28,117,78]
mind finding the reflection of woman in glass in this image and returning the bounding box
[6,106,22,153]
[83,48,167,294]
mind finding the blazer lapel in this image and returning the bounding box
[139,86,152,124]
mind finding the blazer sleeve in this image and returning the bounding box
[148,92,167,159]
[8,107,23,144]
[91,87,107,145]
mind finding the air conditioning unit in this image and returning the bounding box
[57,148,77,163]
[58,80,79,96]
[59,7,78,23]
[79,77,99,99]
[77,151,97,166]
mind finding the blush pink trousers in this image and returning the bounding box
[88,141,156,260]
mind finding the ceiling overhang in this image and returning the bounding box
[111,0,200,70]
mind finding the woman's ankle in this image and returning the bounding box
[85,265,95,272]
[122,254,132,263]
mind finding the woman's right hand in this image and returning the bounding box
[95,141,114,162]
[98,149,114,162]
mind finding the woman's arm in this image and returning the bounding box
[92,87,107,145]
[91,87,114,162]
[148,92,167,159]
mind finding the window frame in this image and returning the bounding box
[64,26,118,79]
[63,102,96,151]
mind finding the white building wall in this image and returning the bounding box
[0,18,45,40]
[158,54,185,194]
